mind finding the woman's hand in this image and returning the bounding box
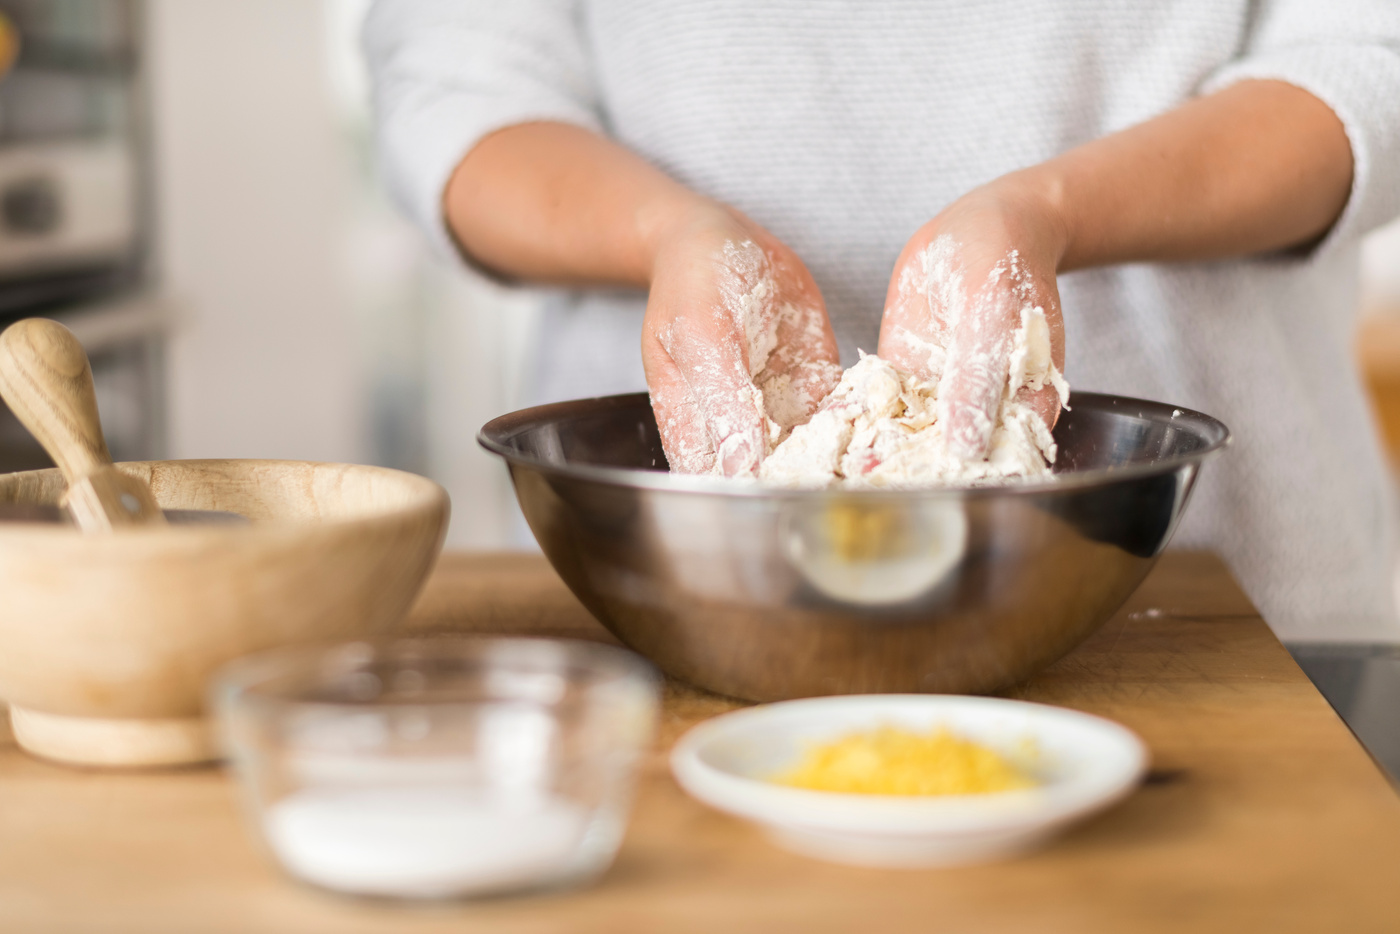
[446,82,1352,473]
[444,124,839,477]
[876,78,1359,467]
[643,204,841,476]
[878,182,1068,462]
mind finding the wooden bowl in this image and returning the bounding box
[0,460,448,768]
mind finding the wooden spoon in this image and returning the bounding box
[0,318,167,531]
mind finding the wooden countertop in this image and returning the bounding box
[1,551,1397,933]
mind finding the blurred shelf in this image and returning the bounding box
[13,42,136,77]
[1356,308,1400,467]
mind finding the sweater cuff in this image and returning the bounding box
[1202,44,1400,257]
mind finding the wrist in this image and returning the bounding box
[978,167,1075,273]
[635,193,734,284]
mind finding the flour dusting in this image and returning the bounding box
[702,238,840,475]
[671,236,1057,485]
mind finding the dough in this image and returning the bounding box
[759,305,1068,488]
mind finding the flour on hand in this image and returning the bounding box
[693,238,840,477]
[759,304,1068,488]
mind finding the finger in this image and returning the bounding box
[937,284,1018,462]
[643,233,771,476]
[1018,302,1066,433]
[757,247,842,428]
[763,299,841,424]
[1011,278,1067,432]
[764,237,838,370]
[878,236,960,381]
[878,265,936,377]
[659,309,770,477]
[646,344,716,473]
[1019,382,1064,433]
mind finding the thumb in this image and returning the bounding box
[937,288,1017,461]
[657,311,770,477]
[647,348,716,474]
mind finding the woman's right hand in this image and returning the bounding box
[643,204,841,476]
[442,123,839,474]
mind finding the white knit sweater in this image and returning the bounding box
[366,0,1400,641]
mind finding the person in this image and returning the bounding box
[364,1,1400,642]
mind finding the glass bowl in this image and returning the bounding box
[212,636,660,900]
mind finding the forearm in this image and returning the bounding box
[444,122,716,287]
[1003,80,1354,272]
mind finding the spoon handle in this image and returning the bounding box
[0,318,165,530]
[0,317,112,479]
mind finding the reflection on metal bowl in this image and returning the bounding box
[478,392,1229,702]
[781,498,969,606]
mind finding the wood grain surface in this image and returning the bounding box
[0,550,1396,933]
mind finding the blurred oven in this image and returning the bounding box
[0,138,136,285]
[0,0,161,472]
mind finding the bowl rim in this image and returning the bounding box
[0,458,449,536]
[211,634,661,716]
[669,694,1148,835]
[477,390,1231,498]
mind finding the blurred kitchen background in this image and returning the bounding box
[1,0,1399,561]
[0,0,535,549]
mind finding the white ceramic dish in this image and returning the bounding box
[670,694,1147,868]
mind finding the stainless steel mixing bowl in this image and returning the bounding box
[479,392,1229,702]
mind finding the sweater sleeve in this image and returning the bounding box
[1201,0,1400,254]
[363,0,603,258]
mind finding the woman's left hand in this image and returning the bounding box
[877,181,1068,462]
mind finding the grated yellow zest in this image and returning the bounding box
[772,724,1036,796]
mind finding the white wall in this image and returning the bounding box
[145,0,535,549]
[147,0,364,464]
